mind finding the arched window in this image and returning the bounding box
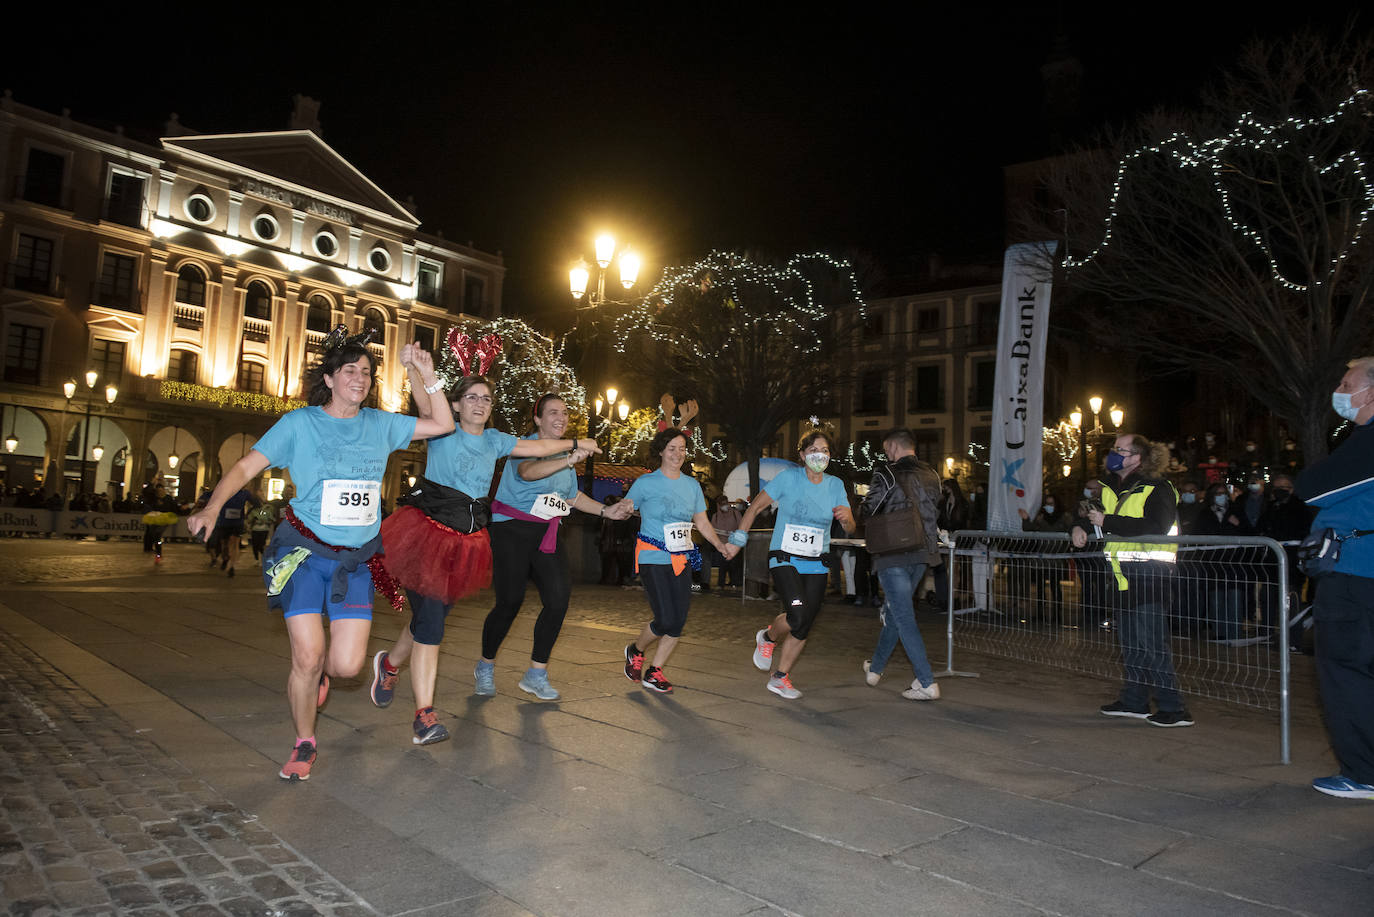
[175,264,206,306]
[244,281,272,320]
[168,349,199,383]
[237,359,265,394]
[362,307,387,347]
[306,294,333,333]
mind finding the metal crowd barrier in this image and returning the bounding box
[944,530,1292,763]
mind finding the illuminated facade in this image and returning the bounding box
[0,96,502,501]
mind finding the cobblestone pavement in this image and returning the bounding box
[0,628,374,917]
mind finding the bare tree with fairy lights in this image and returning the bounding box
[613,251,867,495]
[1020,30,1374,460]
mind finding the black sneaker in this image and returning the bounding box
[413,707,450,745]
[1147,709,1195,728]
[624,644,644,682]
[1099,700,1150,719]
[641,666,673,693]
[370,651,397,708]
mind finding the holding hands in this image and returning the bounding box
[602,499,635,520]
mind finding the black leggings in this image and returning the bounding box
[640,562,692,637]
[770,565,827,640]
[483,520,571,664]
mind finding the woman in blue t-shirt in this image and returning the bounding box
[481,393,635,701]
[189,333,455,783]
[725,430,855,699]
[370,376,601,746]
[622,427,733,693]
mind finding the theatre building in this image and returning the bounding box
[0,95,502,505]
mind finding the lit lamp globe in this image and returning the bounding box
[594,233,616,269]
[1110,406,1125,428]
[1089,395,1103,416]
[619,250,641,288]
[569,261,590,300]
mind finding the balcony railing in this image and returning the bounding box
[305,329,329,352]
[242,316,272,342]
[174,302,205,329]
[91,281,140,312]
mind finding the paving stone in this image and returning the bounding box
[142,859,186,881]
[109,883,161,908]
[157,881,209,907]
[248,873,297,901]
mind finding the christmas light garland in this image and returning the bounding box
[160,380,304,415]
[1062,88,1374,292]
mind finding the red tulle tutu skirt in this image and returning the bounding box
[380,505,492,603]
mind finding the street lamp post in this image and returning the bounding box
[63,370,118,497]
[1069,396,1124,488]
[584,388,630,497]
[569,233,641,310]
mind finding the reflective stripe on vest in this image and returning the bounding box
[1101,480,1178,591]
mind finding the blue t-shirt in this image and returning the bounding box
[217,489,258,526]
[625,469,707,565]
[253,406,417,547]
[492,434,579,522]
[424,427,518,498]
[763,465,849,574]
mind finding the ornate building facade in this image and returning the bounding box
[0,95,502,504]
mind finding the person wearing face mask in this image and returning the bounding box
[1072,434,1192,727]
[1294,357,1374,799]
[1191,482,1249,643]
[726,430,855,699]
[1075,478,1113,631]
[1257,472,1314,641]
[1017,494,1071,622]
[856,429,944,700]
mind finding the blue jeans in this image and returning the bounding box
[870,562,934,688]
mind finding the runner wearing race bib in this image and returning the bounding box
[475,394,634,702]
[621,427,732,694]
[371,376,603,745]
[725,429,854,700]
[188,332,455,783]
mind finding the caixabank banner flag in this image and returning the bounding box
[986,242,1056,532]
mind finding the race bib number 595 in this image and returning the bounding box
[320,479,379,527]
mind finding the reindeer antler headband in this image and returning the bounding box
[321,323,377,354]
[446,328,503,377]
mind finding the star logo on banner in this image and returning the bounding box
[1001,458,1026,498]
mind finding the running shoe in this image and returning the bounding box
[752,628,774,671]
[767,674,801,699]
[412,707,450,745]
[902,680,941,701]
[1099,700,1150,719]
[370,651,397,708]
[641,666,673,693]
[474,661,496,697]
[1146,709,1194,728]
[862,660,881,686]
[624,644,645,683]
[518,669,560,701]
[279,741,316,781]
[317,673,330,708]
[1312,774,1374,799]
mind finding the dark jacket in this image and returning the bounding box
[861,455,942,571]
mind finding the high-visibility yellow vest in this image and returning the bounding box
[1102,479,1178,591]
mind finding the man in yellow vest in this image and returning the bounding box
[1072,433,1193,727]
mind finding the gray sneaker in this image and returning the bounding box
[902,680,941,701]
[518,668,560,700]
[474,661,496,696]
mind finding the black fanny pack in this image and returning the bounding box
[398,476,491,534]
[1298,527,1374,577]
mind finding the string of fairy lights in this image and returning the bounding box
[612,250,867,360]
[1062,88,1374,292]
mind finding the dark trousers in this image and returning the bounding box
[483,520,571,665]
[1314,573,1374,784]
[1116,564,1184,713]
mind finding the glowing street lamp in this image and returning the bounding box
[570,233,641,308]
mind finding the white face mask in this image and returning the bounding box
[1333,386,1369,421]
[803,453,829,473]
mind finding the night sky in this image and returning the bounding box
[3,7,1366,320]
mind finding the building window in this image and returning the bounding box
[91,339,125,387]
[237,360,265,394]
[251,213,279,242]
[911,364,943,412]
[464,275,485,314]
[184,193,215,224]
[4,323,44,385]
[413,323,436,353]
[362,308,387,347]
[858,370,887,413]
[105,172,145,227]
[913,430,942,466]
[974,301,999,345]
[244,281,272,320]
[916,307,940,333]
[96,252,138,311]
[10,233,54,293]
[971,360,996,410]
[22,147,64,208]
[417,261,442,306]
[175,264,206,306]
[862,310,885,341]
[168,349,198,383]
[368,246,391,273]
[306,295,333,333]
[313,231,338,258]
